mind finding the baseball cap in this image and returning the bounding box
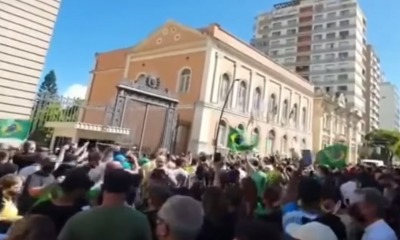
[286,221,338,240]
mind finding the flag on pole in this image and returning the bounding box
[227,127,258,152]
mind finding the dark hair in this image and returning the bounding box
[298,177,321,205]
[0,150,8,161]
[103,169,133,194]
[88,151,102,163]
[60,168,93,193]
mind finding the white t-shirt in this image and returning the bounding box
[362,219,397,240]
[18,164,40,179]
[168,168,189,187]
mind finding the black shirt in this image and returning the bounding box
[29,200,82,234]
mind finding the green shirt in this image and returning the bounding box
[251,170,267,198]
[58,206,152,240]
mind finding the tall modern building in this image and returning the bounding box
[252,0,367,117]
[0,0,61,119]
[364,44,381,132]
[379,82,400,131]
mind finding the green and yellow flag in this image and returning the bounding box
[227,127,258,152]
[315,144,348,169]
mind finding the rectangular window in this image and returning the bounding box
[285,48,296,53]
[287,29,296,35]
[287,19,297,25]
[338,74,348,80]
[339,41,349,47]
[339,31,350,38]
[314,24,323,30]
[312,55,321,60]
[327,12,336,18]
[286,38,296,44]
[338,85,348,91]
[340,20,350,26]
[326,33,336,39]
[313,44,322,50]
[326,64,335,70]
[270,50,279,56]
[339,52,349,58]
[314,34,323,40]
[314,14,323,20]
[271,40,280,46]
[327,22,336,28]
[324,75,335,81]
[272,22,282,28]
[326,43,335,49]
[325,53,335,59]
[340,10,350,16]
[284,58,295,63]
[272,31,281,37]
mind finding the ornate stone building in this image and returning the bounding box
[312,90,362,163]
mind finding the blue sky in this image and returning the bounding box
[43,0,400,97]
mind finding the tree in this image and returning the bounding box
[38,70,58,97]
[364,129,400,166]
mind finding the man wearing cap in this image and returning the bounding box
[347,187,397,240]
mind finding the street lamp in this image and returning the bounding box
[213,78,240,156]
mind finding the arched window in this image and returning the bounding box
[238,124,245,131]
[251,128,259,145]
[219,73,230,103]
[178,68,191,93]
[291,104,298,122]
[292,136,297,149]
[253,87,262,112]
[281,135,288,154]
[269,94,277,114]
[217,120,228,146]
[266,130,275,155]
[282,99,289,121]
[302,107,307,130]
[237,81,247,112]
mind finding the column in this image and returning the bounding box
[229,63,237,109]
[246,72,253,114]
[162,106,177,150]
[110,89,127,126]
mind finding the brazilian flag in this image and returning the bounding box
[227,127,258,152]
[315,144,348,169]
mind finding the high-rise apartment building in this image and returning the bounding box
[364,45,381,132]
[0,0,61,119]
[252,0,367,115]
[379,82,400,131]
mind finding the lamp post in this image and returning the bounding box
[213,79,240,156]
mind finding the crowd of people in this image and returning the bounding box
[0,140,397,240]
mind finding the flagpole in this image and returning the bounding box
[213,79,240,157]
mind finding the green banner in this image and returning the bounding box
[315,144,348,169]
[227,127,259,152]
[0,119,31,141]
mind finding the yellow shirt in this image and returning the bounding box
[0,198,22,222]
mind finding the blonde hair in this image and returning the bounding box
[0,174,21,190]
[7,215,56,240]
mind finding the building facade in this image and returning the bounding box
[83,21,314,155]
[364,45,381,132]
[313,90,361,163]
[379,82,400,131]
[252,0,367,118]
[0,0,61,119]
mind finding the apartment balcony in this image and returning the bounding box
[312,34,356,44]
[311,77,357,86]
[312,45,355,53]
[313,25,357,36]
[314,2,357,14]
[310,67,355,75]
[285,56,356,66]
[270,22,298,30]
[312,12,357,24]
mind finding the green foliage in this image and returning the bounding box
[38,70,58,97]
[364,129,400,165]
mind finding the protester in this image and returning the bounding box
[58,169,152,240]
[7,214,57,240]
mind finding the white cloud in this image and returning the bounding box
[63,84,87,99]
